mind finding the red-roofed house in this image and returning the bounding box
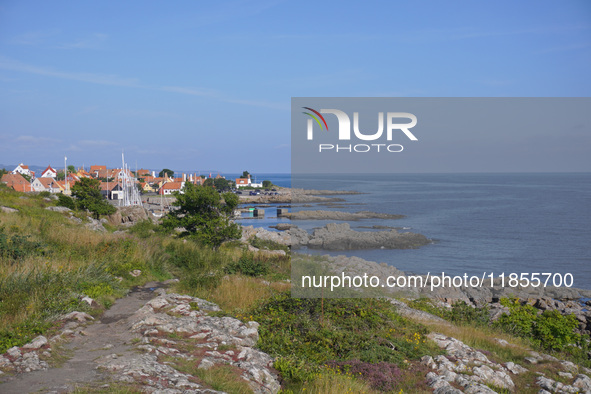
[90,165,107,178]
[31,177,61,193]
[41,165,57,178]
[12,163,32,177]
[2,173,32,192]
[11,184,31,193]
[235,178,249,188]
[100,182,122,200]
[159,181,185,195]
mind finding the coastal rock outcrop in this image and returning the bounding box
[104,292,281,393]
[107,206,149,226]
[292,223,431,250]
[288,210,404,220]
[240,225,290,246]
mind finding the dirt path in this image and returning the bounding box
[0,281,164,393]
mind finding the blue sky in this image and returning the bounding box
[0,1,590,173]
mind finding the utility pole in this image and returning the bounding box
[64,155,68,194]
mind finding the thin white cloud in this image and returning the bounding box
[6,30,59,46]
[56,33,108,50]
[67,139,118,152]
[161,86,220,97]
[395,24,591,44]
[534,42,591,55]
[0,56,285,110]
[0,56,140,87]
[122,109,179,119]
[77,140,117,147]
[16,135,57,144]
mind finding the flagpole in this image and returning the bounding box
[64,155,68,194]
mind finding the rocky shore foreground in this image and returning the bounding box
[243,225,591,331]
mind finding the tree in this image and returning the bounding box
[67,165,76,174]
[263,180,272,188]
[71,178,116,220]
[203,178,215,187]
[159,169,174,178]
[161,183,241,249]
[242,171,250,178]
[214,178,230,190]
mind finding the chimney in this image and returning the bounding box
[183,173,187,181]
[152,170,156,177]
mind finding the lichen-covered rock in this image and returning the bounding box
[22,336,48,350]
[123,292,281,394]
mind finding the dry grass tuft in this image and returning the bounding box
[198,275,290,312]
[423,320,532,363]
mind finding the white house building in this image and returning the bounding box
[30,178,61,193]
[235,174,262,188]
[12,163,33,177]
[41,165,58,178]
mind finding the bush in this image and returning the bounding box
[495,297,538,338]
[534,310,580,351]
[224,254,269,277]
[274,356,315,382]
[249,294,438,385]
[447,300,490,326]
[409,298,490,326]
[56,194,76,210]
[494,297,585,352]
[39,191,51,198]
[0,226,45,262]
[326,360,402,392]
[250,237,289,253]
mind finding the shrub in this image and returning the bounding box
[409,298,490,326]
[495,297,539,338]
[274,356,315,382]
[39,191,51,198]
[250,294,437,379]
[494,297,586,352]
[0,226,45,262]
[250,237,289,253]
[326,360,402,392]
[224,254,269,277]
[56,194,76,210]
[447,300,490,326]
[533,310,580,351]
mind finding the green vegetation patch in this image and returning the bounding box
[249,294,440,386]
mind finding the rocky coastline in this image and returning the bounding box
[287,209,405,221]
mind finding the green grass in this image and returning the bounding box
[248,293,441,387]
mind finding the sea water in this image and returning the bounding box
[285,173,591,290]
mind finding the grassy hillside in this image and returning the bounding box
[1,185,590,393]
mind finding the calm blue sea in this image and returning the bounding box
[287,173,591,289]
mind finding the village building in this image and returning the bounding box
[1,173,31,192]
[12,163,34,178]
[159,181,184,195]
[235,174,261,188]
[100,182,123,200]
[40,165,57,178]
[30,177,61,193]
